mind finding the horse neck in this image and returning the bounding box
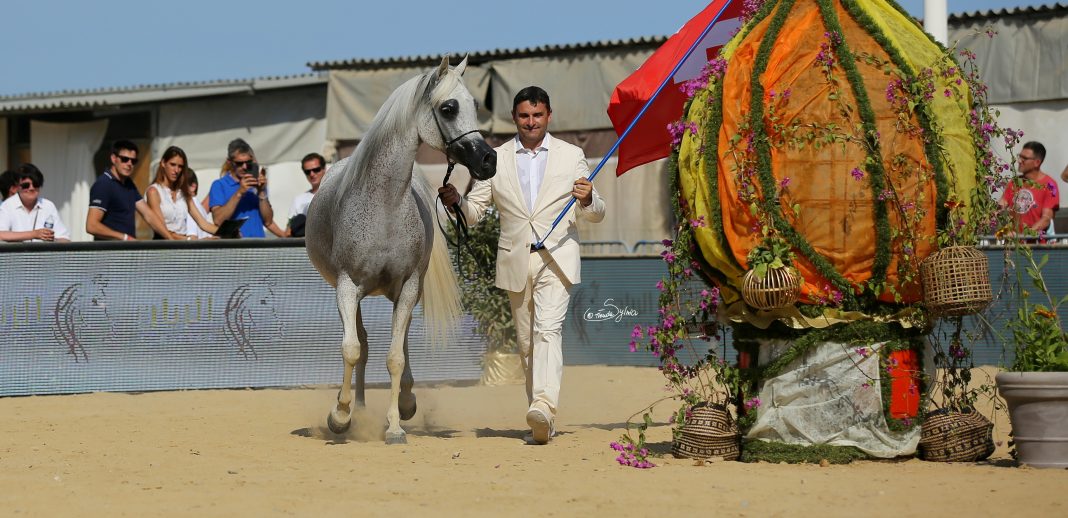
[359,125,421,200]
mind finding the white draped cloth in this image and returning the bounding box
[746,338,923,458]
[30,120,109,242]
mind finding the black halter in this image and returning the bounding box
[430,102,487,280]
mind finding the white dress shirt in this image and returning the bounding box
[288,190,315,219]
[515,133,550,213]
[0,195,71,241]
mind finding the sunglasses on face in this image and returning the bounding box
[231,159,253,169]
[303,166,323,175]
[115,155,139,165]
[19,181,39,190]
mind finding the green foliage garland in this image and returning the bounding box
[815,0,893,293]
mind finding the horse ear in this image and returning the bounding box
[454,55,468,76]
[437,55,450,80]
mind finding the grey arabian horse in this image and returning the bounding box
[306,56,496,444]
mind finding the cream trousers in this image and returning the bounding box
[507,249,572,419]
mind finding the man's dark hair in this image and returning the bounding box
[0,169,18,197]
[512,86,551,114]
[301,152,326,169]
[16,163,44,188]
[227,138,254,160]
[111,140,138,156]
[1023,141,1046,164]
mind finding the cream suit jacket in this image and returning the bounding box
[460,135,606,292]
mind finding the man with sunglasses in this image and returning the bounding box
[0,163,71,242]
[86,140,172,241]
[208,138,274,238]
[1000,141,1060,236]
[284,152,326,237]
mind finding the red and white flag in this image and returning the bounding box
[607,0,744,176]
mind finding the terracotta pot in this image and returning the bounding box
[996,371,1068,469]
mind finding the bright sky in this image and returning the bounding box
[0,0,1043,96]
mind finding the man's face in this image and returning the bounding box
[1018,149,1041,175]
[17,178,39,207]
[230,152,254,180]
[302,158,325,190]
[512,100,551,149]
[111,149,138,179]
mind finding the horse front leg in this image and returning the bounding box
[384,277,420,444]
[353,306,370,408]
[327,275,365,434]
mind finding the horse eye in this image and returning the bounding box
[440,99,459,118]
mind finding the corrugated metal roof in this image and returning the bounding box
[949,2,1067,23]
[307,36,668,71]
[0,73,326,115]
[310,3,1068,71]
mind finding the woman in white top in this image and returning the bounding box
[146,146,217,240]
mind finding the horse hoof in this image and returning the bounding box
[327,409,352,434]
[384,431,407,445]
[399,393,417,421]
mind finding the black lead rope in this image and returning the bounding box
[436,161,478,282]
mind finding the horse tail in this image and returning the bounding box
[413,169,463,349]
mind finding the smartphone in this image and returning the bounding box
[247,162,260,176]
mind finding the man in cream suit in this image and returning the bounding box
[440,86,606,444]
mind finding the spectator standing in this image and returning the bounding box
[86,140,172,241]
[208,138,274,238]
[286,152,326,237]
[1001,141,1059,235]
[0,163,71,242]
[145,146,217,239]
[1,169,19,200]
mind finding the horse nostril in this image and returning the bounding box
[482,152,497,176]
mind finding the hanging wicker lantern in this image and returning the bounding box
[742,266,802,310]
[921,245,992,316]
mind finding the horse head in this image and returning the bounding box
[418,55,497,181]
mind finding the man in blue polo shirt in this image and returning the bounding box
[208,138,274,238]
[86,140,172,241]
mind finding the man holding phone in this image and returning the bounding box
[208,138,274,238]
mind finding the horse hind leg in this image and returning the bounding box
[384,276,421,444]
[353,306,370,408]
[327,275,365,434]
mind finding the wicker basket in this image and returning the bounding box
[921,246,992,316]
[741,266,801,310]
[671,403,741,461]
[917,409,995,462]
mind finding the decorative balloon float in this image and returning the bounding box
[655,0,1005,460]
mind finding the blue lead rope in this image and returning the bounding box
[533,0,734,250]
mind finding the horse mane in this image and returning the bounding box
[332,66,462,212]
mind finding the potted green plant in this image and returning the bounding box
[612,218,744,468]
[917,316,999,462]
[449,208,523,386]
[995,244,1068,468]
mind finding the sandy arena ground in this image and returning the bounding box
[1,365,1065,517]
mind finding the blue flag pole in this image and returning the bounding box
[533,0,734,250]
